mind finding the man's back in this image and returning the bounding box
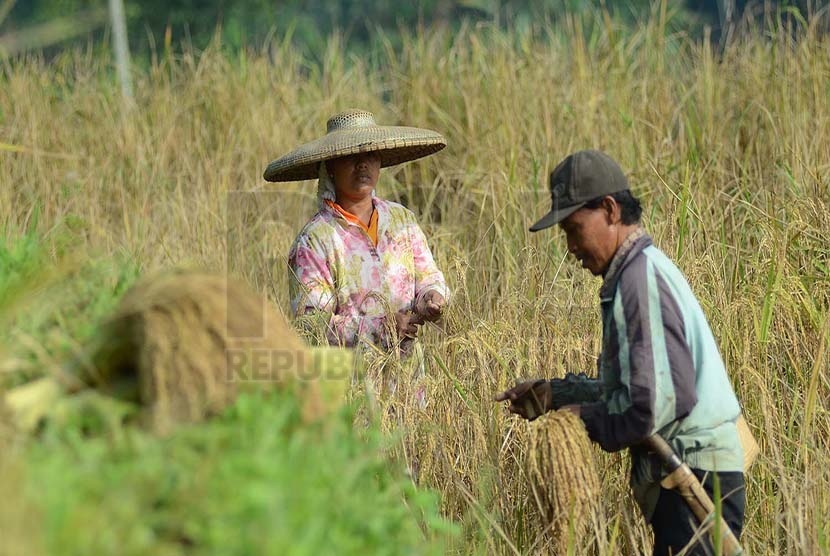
[639,244,743,471]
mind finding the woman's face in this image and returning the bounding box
[327,152,381,203]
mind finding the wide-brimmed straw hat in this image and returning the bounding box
[263,109,446,182]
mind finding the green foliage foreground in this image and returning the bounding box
[19,389,453,556]
[0,235,454,556]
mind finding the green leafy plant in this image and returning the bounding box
[23,390,456,556]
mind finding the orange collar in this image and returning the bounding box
[325,200,378,246]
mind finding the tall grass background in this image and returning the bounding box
[2,5,829,554]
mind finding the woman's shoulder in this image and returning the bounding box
[291,209,339,249]
[375,198,417,223]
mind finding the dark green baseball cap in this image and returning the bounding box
[529,149,629,232]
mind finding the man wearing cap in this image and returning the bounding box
[495,150,746,555]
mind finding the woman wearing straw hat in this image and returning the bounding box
[263,109,449,367]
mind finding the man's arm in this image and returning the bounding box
[550,373,603,407]
[494,373,601,421]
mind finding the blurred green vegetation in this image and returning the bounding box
[0,0,817,59]
[21,388,455,555]
[0,230,455,555]
[0,222,140,387]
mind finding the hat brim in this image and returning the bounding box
[529,203,583,232]
[263,125,446,182]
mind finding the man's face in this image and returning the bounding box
[327,152,381,202]
[558,200,619,276]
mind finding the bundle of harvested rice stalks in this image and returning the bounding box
[3,270,351,434]
[526,410,600,552]
[85,270,338,432]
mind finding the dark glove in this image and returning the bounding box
[549,373,602,409]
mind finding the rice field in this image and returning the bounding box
[1,9,829,555]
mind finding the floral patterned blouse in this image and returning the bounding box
[288,197,449,349]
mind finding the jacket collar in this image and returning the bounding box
[599,228,652,302]
[322,197,382,223]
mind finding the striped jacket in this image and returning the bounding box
[578,232,744,519]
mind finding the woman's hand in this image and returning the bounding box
[415,291,446,322]
[395,310,425,341]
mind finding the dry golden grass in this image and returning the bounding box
[2,10,829,554]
